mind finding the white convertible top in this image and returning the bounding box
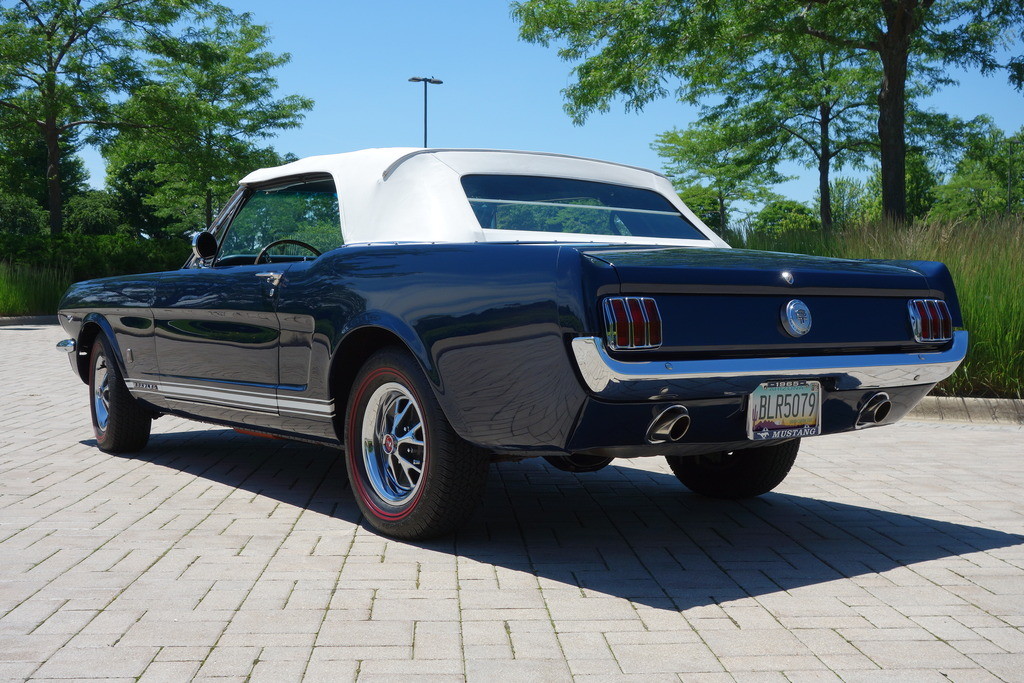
[238,148,728,248]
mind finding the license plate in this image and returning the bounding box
[747,380,822,440]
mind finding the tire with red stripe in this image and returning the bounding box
[344,347,490,539]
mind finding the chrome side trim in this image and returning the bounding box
[56,339,76,353]
[570,331,968,400]
[123,378,335,418]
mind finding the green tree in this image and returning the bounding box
[818,177,873,230]
[104,8,312,235]
[513,0,1024,222]
[0,113,87,211]
[929,124,1024,219]
[671,34,880,232]
[904,148,941,219]
[929,160,1004,219]
[104,159,174,238]
[653,123,786,232]
[0,0,201,234]
[64,189,125,235]
[676,185,724,232]
[752,199,820,237]
[0,191,46,234]
[860,148,942,221]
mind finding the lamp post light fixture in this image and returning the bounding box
[408,76,443,148]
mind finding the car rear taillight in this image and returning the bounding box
[908,299,953,343]
[603,296,662,349]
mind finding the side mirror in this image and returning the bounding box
[191,231,218,261]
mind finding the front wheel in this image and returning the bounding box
[666,439,799,499]
[344,348,490,539]
[89,335,152,453]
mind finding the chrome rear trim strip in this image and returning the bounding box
[570,331,967,400]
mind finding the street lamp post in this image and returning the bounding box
[408,76,443,148]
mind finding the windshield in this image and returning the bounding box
[461,174,708,241]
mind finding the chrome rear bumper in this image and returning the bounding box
[570,331,968,400]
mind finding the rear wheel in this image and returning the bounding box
[89,335,151,453]
[666,439,799,499]
[345,348,490,539]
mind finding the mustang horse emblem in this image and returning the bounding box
[782,299,812,337]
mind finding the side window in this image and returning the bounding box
[217,177,343,265]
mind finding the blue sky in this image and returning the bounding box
[86,1,1024,205]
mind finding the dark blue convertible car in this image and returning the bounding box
[57,148,967,539]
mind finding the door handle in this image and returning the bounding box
[256,271,284,296]
[255,271,283,287]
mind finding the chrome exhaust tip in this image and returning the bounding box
[646,405,691,444]
[857,392,892,427]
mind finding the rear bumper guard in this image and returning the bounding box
[570,331,968,400]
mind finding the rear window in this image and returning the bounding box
[461,175,708,240]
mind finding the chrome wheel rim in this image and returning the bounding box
[360,382,426,505]
[93,353,110,433]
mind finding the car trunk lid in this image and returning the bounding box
[580,246,939,357]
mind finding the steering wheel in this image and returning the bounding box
[255,239,321,264]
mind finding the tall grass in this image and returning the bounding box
[0,232,187,318]
[738,217,1024,399]
[0,262,74,317]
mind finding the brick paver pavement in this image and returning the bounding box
[2,323,1022,682]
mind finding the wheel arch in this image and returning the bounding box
[74,314,126,384]
[328,324,434,443]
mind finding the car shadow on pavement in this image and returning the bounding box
[108,428,1024,612]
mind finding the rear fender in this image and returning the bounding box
[868,260,963,326]
[327,313,436,442]
[336,311,434,381]
[323,243,593,452]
